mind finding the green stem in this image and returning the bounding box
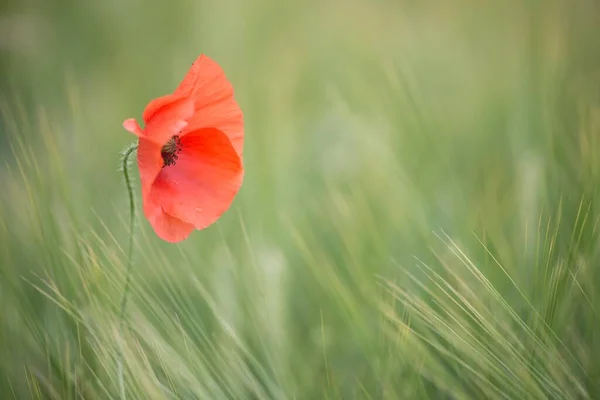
[117,142,138,400]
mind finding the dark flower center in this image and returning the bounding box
[161,135,182,167]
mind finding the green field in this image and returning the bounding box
[1,0,600,398]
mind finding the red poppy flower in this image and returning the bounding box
[123,55,244,243]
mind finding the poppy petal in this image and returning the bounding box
[143,194,195,243]
[142,96,194,145]
[150,127,243,230]
[183,99,243,156]
[174,55,244,156]
[142,93,183,123]
[136,138,163,197]
[123,118,143,136]
[172,54,206,97]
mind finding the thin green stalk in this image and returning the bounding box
[117,142,138,400]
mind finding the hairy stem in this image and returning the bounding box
[117,142,138,400]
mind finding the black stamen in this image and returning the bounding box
[161,135,182,167]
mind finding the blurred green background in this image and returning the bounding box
[2,0,600,398]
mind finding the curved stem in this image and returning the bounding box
[117,142,138,400]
